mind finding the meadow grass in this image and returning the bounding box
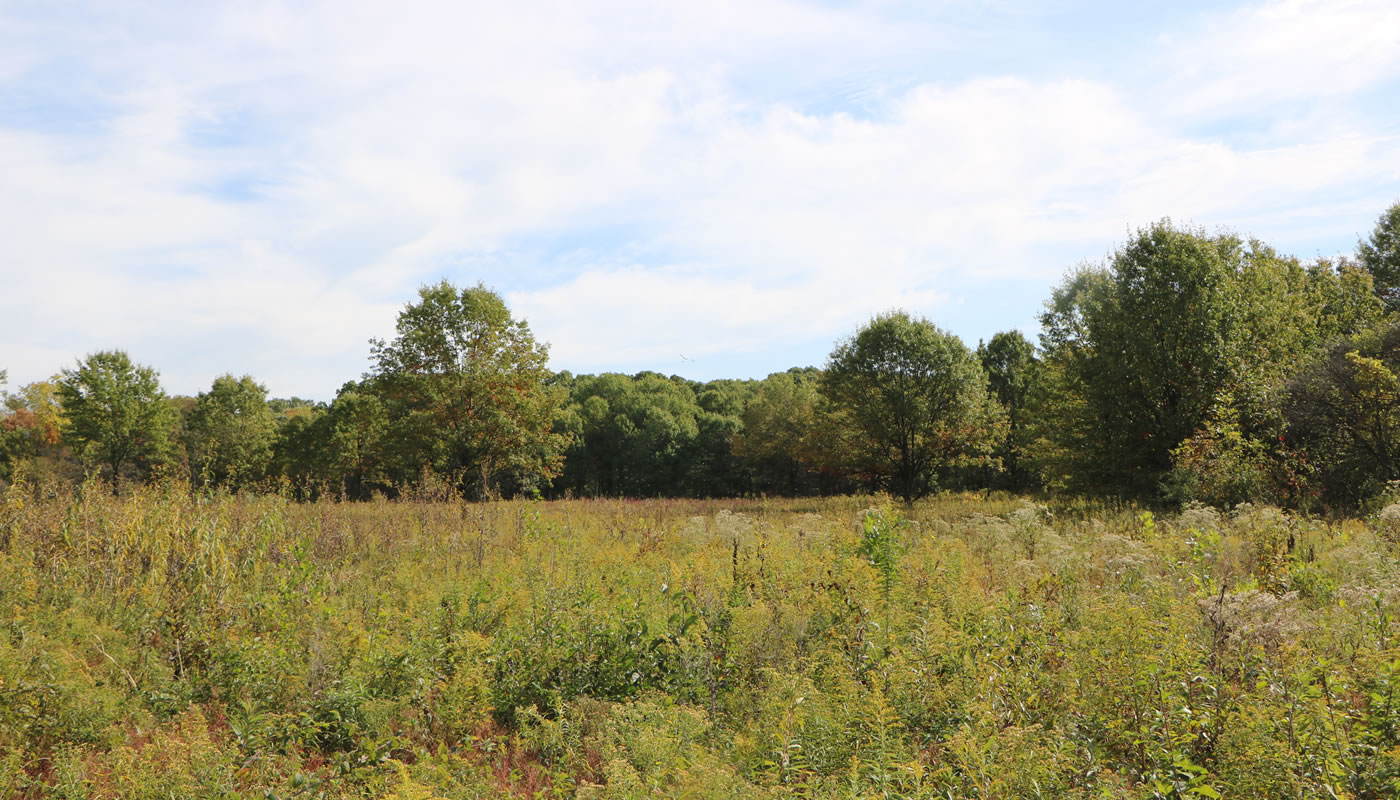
[3,481,1399,798]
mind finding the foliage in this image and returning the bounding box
[8,205,1400,509]
[557,372,752,498]
[1359,199,1400,313]
[323,385,392,498]
[4,378,65,451]
[2,378,69,484]
[4,489,1400,797]
[1165,393,1282,509]
[184,374,277,491]
[1306,256,1387,342]
[734,370,826,496]
[821,311,1005,503]
[856,505,905,615]
[976,331,1039,490]
[267,403,331,497]
[559,373,702,497]
[1285,323,1400,509]
[368,281,570,497]
[1037,224,1253,495]
[55,350,175,487]
[1033,222,1373,501]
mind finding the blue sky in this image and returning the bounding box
[2,0,1398,399]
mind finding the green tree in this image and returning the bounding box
[1037,225,1244,495]
[559,372,702,497]
[185,374,277,490]
[734,370,824,496]
[1306,257,1387,342]
[820,311,1004,504]
[1359,200,1400,313]
[1284,323,1400,509]
[57,350,175,487]
[1165,392,1278,508]
[976,331,1039,490]
[369,281,569,497]
[1033,222,1355,499]
[687,378,755,497]
[269,403,331,498]
[323,385,391,499]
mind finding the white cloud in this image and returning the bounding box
[511,267,947,370]
[1164,0,1400,116]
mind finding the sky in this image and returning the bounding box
[2,0,1399,400]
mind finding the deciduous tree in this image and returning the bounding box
[559,372,701,497]
[324,385,391,498]
[735,370,823,496]
[185,374,277,490]
[57,350,175,487]
[821,311,1004,504]
[2,377,71,484]
[1359,200,1400,313]
[1033,222,1364,499]
[369,281,568,497]
[1285,323,1400,509]
[977,331,1039,489]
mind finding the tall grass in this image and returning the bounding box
[3,480,1399,798]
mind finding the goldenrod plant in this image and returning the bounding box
[3,485,1400,797]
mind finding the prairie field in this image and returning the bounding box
[3,485,1400,798]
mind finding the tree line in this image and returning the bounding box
[4,203,1399,510]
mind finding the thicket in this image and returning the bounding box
[5,485,1400,798]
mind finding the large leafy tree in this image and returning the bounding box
[976,331,1039,490]
[820,311,1004,504]
[185,374,277,490]
[57,350,175,487]
[1284,323,1400,510]
[323,385,391,499]
[369,281,569,497]
[734,370,825,496]
[1036,224,1245,495]
[1032,222,1375,499]
[1359,200,1400,313]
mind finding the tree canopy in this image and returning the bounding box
[57,350,175,487]
[368,281,569,497]
[185,374,277,491]
[977,331,1039,490]
[1032,221,1384,499]
[1285,323,1400,509]
[1359,200,1400,313]
[821,311,1004,503]
[734,370,824,496]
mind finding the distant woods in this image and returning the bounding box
[5,202,1400,511]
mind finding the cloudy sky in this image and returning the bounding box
[2,0,1398,399]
